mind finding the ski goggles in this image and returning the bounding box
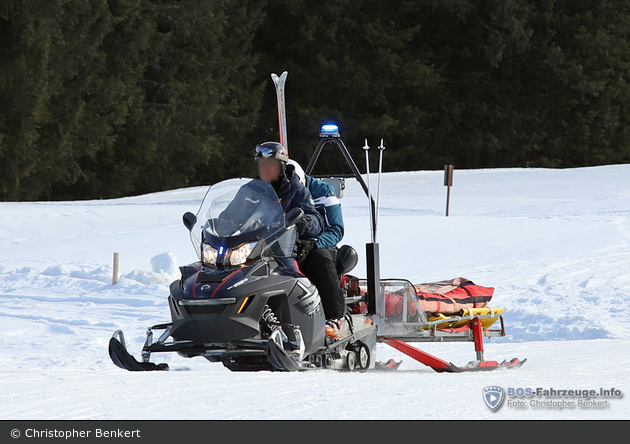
[255,145,276,159]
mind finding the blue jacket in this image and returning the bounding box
[259,164,325,240]
[304,174,344,249]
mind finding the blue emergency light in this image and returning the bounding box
[320,124,340,138]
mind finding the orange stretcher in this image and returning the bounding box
[342,276,525,372]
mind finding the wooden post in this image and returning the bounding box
[444,165,454,217]
[112,252,119,285]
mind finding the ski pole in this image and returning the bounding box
[375,139,385,243]
[363,139,375,243]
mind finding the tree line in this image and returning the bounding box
[2,0,630,200]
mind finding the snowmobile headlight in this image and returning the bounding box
[227,242,256,266]
[202,244,218,265]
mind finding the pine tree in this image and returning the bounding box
[0,0,265,200]
[0,0,63,199]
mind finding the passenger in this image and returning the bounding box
[289,160,346,339]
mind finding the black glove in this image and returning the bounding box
[295,239,317,265]
[295,215,311,236]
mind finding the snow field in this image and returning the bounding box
[1,165,629,419]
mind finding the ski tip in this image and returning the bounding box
[507,357,527,369]
[374,359,403,371]
[271,71,288,80]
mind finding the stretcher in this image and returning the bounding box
[343,276,526,372]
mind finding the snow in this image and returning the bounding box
[1,164,629,419]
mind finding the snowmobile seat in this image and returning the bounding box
[336,245,358,275]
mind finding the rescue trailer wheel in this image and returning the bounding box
[346,351,356,371]
[357,343,370,371]
[322,354,334,369]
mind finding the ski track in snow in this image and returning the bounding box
[1,166,630,419]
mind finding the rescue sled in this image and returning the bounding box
[343,276,524,371]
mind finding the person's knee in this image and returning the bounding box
[309,247,337,264]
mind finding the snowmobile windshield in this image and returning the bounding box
[189,179,287,260]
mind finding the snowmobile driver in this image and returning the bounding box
[254,142,325,273]
[289,160,347,340]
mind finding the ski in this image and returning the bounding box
[374,359,403,371]
[446,357,527,372]
[271,71,289,152]
[500,357,527,369]
[109,330,168,371]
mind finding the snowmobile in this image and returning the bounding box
[109,71,525,373]
[109,178,377,372]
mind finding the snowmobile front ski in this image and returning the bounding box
[109,330,168,372]
[266,314,377,372]
[267,327,304,371]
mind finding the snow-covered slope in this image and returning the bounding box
[1,165,629,419]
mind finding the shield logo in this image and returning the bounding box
[482,386,505,411]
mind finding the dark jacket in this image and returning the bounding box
[258,164,325,240]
